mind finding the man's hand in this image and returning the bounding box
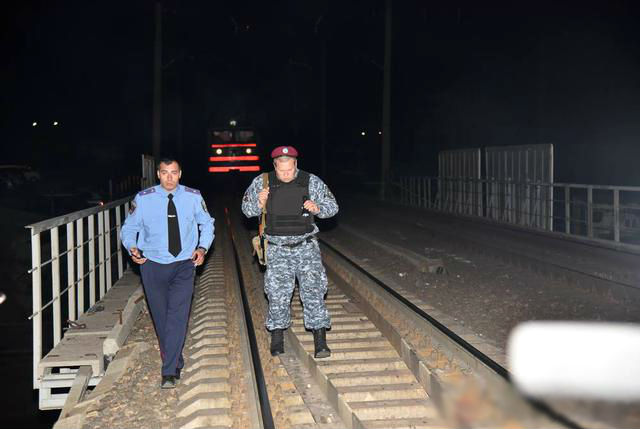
[191,248,206,266]
[258,187,270,209]
[130,247,147,265]
[303,199,320,215]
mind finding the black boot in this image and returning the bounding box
[313,328,331,358]
[270,329,284,356]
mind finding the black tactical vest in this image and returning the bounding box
[265,170,314,236]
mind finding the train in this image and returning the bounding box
[208,126,261,173]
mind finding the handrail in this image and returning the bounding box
[394,176,640,249]
[27,194,134,391]
[427,176,640,192]
[26,196,132,235]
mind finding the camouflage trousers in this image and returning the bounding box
[264,239,331,331]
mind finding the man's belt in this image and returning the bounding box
[269,236,315,248]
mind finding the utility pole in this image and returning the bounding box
[176,78,183,161]
[315,10,329,178]
[320,27,328,178]
[152,2,162,162]
[380,0,392,199]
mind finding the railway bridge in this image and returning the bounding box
[18,157,640,429]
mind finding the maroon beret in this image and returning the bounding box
[270,146,298,159]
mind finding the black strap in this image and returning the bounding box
[167,194,182,257]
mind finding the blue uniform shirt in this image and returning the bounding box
[121,184,215,264]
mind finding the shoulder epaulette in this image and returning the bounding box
[138,187,156,196]
[184,186,201,195]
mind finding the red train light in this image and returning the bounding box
[211,143,257,148]
[209,166,260,173]
[209,156,259,162]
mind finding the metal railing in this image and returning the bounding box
[395,176,640,249]
[26,196,133,388]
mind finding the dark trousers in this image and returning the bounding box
[140,259,195,376]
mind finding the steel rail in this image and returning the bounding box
[225,209,275,429]
[319,237,584,429]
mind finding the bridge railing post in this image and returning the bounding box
[613,189,620,243]
[564,185,571,234]
[76,219,84,317]
[587,186,594,239]
[116,206,124,278]
[51,226,61,346]
[88,214,96,310]
[31,233,42,389]
[98,211,106,298]
[104,209,112,292]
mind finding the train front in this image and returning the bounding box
[209,128,260,173]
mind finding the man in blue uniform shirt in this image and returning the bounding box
[121,157,214,389]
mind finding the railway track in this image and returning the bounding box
[225,207,579,428]
[175,219,261,429]
[62,205,582,428]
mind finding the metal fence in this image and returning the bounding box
[438,148,482,216]
[485,144,554,230]
[26,196,133,389]
[396,177,640,247]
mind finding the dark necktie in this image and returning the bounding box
[167,194,181,257]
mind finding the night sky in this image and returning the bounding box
[3,1,640,185]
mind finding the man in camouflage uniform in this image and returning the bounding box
[242,146,338,358]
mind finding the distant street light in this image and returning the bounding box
[378,131,382,135]
[361,131,366,136]
[32,122,37,127]
[53,121,59,126]
[229,119,237,127]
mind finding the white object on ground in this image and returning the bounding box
[508,321,640,401]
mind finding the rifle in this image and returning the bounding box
[252,172,269,265]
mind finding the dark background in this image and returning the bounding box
[3,1,640,186]
[2,1,640,426]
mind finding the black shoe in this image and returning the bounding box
[313,328,331,359]
[270,329,284,356]
[175,367,182,380]
[161,375,177,389]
